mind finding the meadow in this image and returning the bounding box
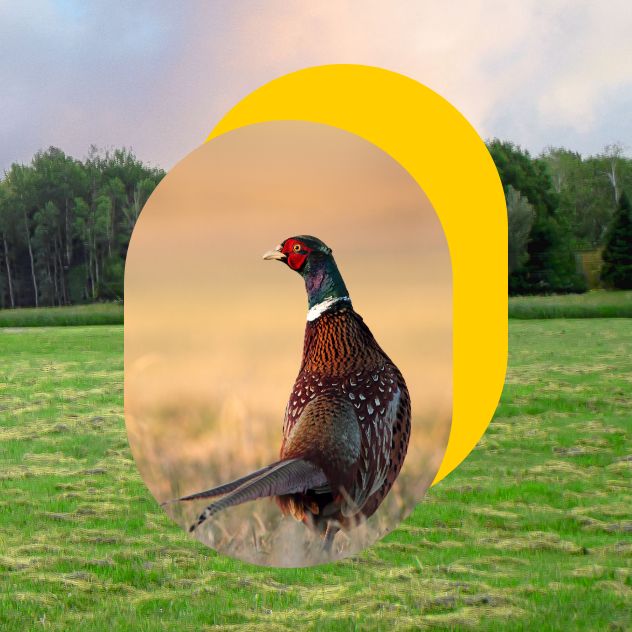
[0,313,630,630]
[508,290,632,319]
[1,289,631,328]
[0,303,124,327]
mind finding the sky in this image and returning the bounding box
[125,121,451,409]
[2,0,632,172]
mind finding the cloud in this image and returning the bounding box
[0,1,196,169]
[2,1,631,172]
[534,2,632,129]
[215,0,632,153]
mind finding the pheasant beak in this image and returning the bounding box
[262,245,287,261]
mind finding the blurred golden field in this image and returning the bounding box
[124,122,452,565]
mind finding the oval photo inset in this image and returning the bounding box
[124,121,452,567]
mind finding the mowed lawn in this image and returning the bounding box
[0,319,630,631]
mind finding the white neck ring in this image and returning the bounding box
[306,296,351,322]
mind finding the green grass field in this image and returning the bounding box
[508,290,632,319]
[1,318,631,630]
[0,303,124,327]
[0,289,630,327]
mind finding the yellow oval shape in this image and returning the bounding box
[207,65,507,484]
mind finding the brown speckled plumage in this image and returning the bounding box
[163,236,411,548]
[278,303,411,532]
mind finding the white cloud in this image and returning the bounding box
[1,0,631,172]
[214,0,632,153]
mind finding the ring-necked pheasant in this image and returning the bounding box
[164,236,411,550]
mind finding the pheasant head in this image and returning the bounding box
[263,235,350,316]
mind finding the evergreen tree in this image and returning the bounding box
[601,191,632,289]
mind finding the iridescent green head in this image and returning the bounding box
[263,236,350,311]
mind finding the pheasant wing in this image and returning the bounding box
[343,364,402,517]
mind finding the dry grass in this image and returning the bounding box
[132,398,448,567]
[125,261,452,566]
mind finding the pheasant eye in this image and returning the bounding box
[293,244,302,253]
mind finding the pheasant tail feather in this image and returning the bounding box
[189,458,327,532]
[161,463,276,506]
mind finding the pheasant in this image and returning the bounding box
[164,236,411,550]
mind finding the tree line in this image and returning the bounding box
[0,147,164,308]
[490,140,631,294]
[0,141,630,309]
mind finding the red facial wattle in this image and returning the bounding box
[282,240,312,271]
[287,252,307,270]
